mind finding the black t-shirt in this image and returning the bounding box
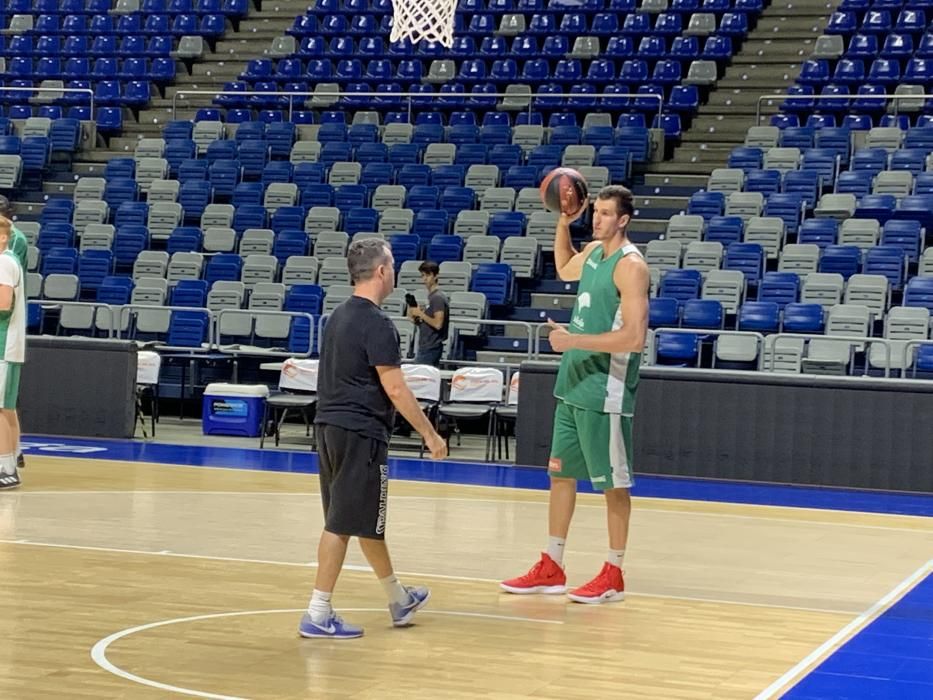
[417,288,449,352]
[315,296,402,444]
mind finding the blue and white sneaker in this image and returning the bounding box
[297,612,363,639]
[389,586,431,627]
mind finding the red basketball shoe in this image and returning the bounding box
[566,562,625,604]
[500,553,567,595]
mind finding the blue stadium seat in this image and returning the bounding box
[655,331,700,366]
[649,297,680,328]
[705,216,744,246]
[903,276,933,313]
[724,243,765,284]
[818,245,862,280]
[682,299,723,330]
[758,272,800,309]
[659,269,702,305]
[687,191,725,221]
[782,303,825,333]
[864,245,907,291]
[470,262,513,305]
[737,301,781,333]
[167,227,203,254]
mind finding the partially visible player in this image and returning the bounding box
[0,196,27,472]
[0,217,26,490]
[500,185,649,604]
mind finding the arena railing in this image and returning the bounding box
[2,85,95,118]
[29,300,118,337]
[213,308,317,359]
[171,89,665,124]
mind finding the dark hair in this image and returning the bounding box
[418,261,440,276]
[347,238,391,284]
[597,185,635,218]
[0,195,11,218]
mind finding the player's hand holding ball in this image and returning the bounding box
[546,318,573,353]
[540,167,589,224]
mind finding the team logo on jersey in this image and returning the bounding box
[571,292,591,330]
[586,258,599,269]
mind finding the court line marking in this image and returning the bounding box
[26,452,933,521]
[754,558,933,700]
[90,607,561,700]
[0,538,862,615]
[13,491,933,532]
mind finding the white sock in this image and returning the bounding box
[380,574,410,606]
[546,536,566,566]
[0,454,15,476]
[15,441,21,459]
[608,549,625,568]
[307,589,333,624]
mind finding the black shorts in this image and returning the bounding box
[317,424,389,540]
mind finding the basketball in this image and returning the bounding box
[540,167,589,217]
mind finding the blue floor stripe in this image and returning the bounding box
[785,572,933,699]
[22,435,933,517]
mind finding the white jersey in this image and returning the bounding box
[0,250,26,363]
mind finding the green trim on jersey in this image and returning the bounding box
[10,226,28,272]
[553,242,643,415]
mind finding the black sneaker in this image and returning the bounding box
[16,453,24,470]
[0,470,20,490]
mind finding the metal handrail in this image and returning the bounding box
[1,86,95,118]
[29,299,117,338]
[755,92,931,124]
[113,303,215,352]
[213,308,316,358]
[445,317,536,360]
[647,327,766,366]
[769,332,893,377]
[171,88,665,123]
[903,338,933,377]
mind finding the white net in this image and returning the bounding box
[390,0,457,48]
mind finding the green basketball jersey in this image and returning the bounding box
[553,242,643,416]
[10,226,28,272]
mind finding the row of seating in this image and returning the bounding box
[6,13,228,37]
[4,0,247,15]
[287,10,752,39]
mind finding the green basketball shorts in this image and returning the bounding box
[548,399,634,491]
[0,361,21,410]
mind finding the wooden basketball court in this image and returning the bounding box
[1,455,931,699]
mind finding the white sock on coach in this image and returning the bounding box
[380,574,410,606]
[308,589,333,624]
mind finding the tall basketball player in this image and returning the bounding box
[501,185,649,603]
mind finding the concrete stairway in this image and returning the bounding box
[648,0,836,177]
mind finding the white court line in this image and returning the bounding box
[90,607,562,700]
[0,538,862,615]
[12,490,933,532]
[754,558,933,700]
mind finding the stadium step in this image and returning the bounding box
[645,0,834,178]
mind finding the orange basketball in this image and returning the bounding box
[539,167,589,216]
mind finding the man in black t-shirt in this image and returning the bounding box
[299,238,447,641]
[407,261,448,367]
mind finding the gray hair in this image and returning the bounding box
[347,238,391,284]
[0,195,11,218]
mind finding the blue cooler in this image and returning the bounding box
[202,383,270,437]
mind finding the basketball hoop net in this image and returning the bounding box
[390,0,457,48]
